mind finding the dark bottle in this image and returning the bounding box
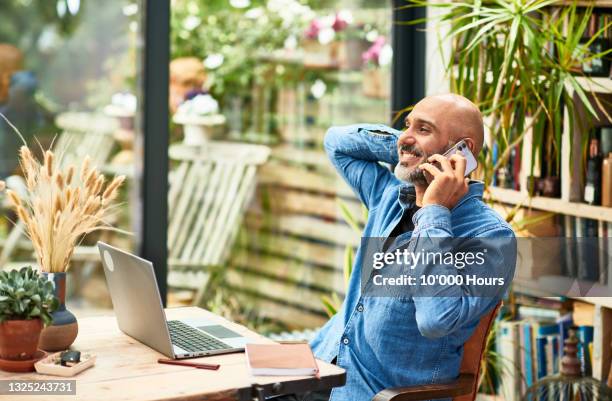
[584,137,602,205]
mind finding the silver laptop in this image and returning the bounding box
[98,241,249,359]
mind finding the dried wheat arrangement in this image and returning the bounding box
[0,146,125,273]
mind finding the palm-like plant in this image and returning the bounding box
[402,0,612,188]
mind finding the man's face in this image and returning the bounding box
[394,100,453,185]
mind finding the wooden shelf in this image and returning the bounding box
[573,76,612,94]
[513,276,612,308]
[486,186,612,223]
[555,0,612,8]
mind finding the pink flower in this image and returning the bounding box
[362,36,386,66]
[305,19,322,40]
[332,12,348,32]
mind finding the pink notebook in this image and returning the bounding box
[246,343,320,376]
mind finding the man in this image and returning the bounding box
[278,94,516,401]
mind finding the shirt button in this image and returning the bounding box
[357,304,364,312]
[342,337,349,345]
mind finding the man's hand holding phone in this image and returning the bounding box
[419,153,470,210]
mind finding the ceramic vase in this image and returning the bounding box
[38,273,78,352]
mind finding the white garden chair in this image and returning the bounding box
[166,141,270,304]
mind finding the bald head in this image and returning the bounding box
[395,93,484,185]
[413,93,484,156]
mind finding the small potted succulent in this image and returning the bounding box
[0,266,58,365]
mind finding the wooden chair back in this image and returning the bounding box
[454,301,502,401]
[166,142,270,298]
[372,301,502,401]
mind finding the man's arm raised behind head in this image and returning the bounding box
[323,124,401,210]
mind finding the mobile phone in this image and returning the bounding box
[441,139,478,176]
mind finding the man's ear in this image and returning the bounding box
[463,138,476,155]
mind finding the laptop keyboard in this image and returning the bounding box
[167,320,229,353]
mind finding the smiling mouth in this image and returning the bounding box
[398,144,424,165]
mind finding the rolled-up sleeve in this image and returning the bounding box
[410,205,516,338]
[323,124,401,210]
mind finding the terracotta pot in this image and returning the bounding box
[303,40,340,68]
[362,68,390,99]
[0,319,43,360]
[38,273,78,352]
[336,39,370,70]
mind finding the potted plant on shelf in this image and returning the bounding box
[303,10,368,69]
[408,0,610,195]
[361,35,392,99]
[173,93,227,146]
[0,145,125,352]
[0,266,58,372]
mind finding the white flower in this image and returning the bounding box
[245,7,264,19]
[319,14,335,28]
[37,26,61,53]
[318,27,335,45]
[337,10,354,24]
[176,94,219,116]
[122,4,138,16]
[366,29,379,42]
[267,0,286,13]
[56,0,66,17]
[183,15,201,31]
[284,35,298,50]
[230,0,250,8]
[310,79,326,99]
[203,53,224,70]
[111,93,138,113]
[378,44,393,67]
[67,0,80,15]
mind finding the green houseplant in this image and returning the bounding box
[401,0,611,193]
[0,266,58,362]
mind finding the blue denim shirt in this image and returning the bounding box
[310,124,516,401]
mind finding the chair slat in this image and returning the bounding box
[199,163,246,265]
[167,141,270,298]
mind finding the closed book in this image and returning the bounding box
[576,218,599,282]
[498,321,521,401]
[598,221,608,285]
[536,337,548,379]
[518,306,561,321]
[608,222,612,287]
[578,326,594,377]
[602,154,612,207]
[551,336,560,374]
[523,323,535,389]
[245,343,319,376]
[563,215,577,277]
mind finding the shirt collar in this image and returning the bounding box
[396,180,484,210]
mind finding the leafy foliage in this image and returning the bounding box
[404,0,612,184]
[0,266,59,326]
[321,199,364,317]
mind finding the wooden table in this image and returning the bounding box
[0,307,345,401]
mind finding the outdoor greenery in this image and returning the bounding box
[321,199,366,317]
[406,0,612,187]
[172,0,314,101]
[0,266,59,326]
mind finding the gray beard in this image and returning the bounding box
[394,163,428,186]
